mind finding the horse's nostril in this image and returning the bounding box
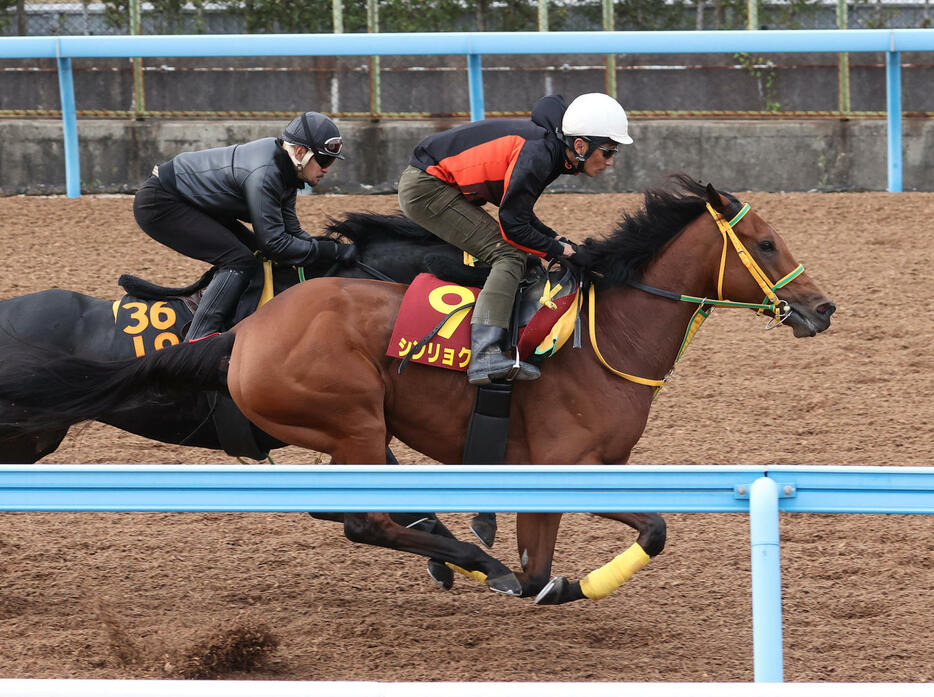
[816,302,836,317]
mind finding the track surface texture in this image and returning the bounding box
[1,191,932,682]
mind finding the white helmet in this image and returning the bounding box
[562,93,633,145]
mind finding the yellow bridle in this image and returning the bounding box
[588,202,806,389]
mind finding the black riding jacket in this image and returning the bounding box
[409,94,576,260]
[156,137,319,266]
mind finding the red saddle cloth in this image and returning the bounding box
[387,272,579,373]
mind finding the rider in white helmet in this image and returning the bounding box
[398,92,632,385]
[561,92,633,176]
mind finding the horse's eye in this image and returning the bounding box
[758,240,776,253]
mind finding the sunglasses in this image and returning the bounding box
[584,137,618,158]
[313,136,343,168]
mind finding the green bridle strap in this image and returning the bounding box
[728,203,751,228]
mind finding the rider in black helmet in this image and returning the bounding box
[133,111,352,341]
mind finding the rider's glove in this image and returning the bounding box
[336,243,359,265]
[313,239,341,262]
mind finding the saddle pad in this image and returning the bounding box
[387,273,477,372]
[388,272,581,374]
[110,295,191,360]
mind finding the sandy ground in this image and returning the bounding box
[0,189,932,683]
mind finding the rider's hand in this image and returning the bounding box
[314,239,341,262]
[336,243,359,265]
[561,242,576,258]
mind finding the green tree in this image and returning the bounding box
[102,0,210,33]
[616,0,691,31]
[1,0,20,33]
[232,0,333,34]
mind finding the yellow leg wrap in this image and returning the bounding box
[445,562,488,584]
[579,543,651,600]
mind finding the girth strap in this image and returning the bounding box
[462,384,513,464]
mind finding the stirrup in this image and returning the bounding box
[489,352,540,383]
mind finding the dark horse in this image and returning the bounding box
[0,176,835,604]
[0,212,474,465]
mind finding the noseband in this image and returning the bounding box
[589,202,806,389]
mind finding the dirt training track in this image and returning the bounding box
[1,191,933,683]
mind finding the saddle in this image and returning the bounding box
[388,261,581,373]
[118,260,274,330]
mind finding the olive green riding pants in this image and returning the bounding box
[397,165,527,329]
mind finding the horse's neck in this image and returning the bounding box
[592,224,721,382]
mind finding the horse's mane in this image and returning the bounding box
[324,211,435,248]
[585,173,741,288]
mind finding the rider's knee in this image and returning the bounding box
[640,514,667,557]
[226,255,260,277]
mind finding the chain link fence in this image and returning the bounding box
[2,1,933,118]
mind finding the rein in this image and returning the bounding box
[588,202,805,390]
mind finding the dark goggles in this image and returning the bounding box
[313,136,343,168]
[584,137,618,158]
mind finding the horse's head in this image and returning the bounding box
[704,183,835,337]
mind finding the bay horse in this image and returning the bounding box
[0,175,835,604]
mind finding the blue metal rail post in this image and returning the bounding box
[886,49,902,193]
[467,53,484,121]
[749,476,784,682]
[56,54,80,198]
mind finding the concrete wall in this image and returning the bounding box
[2,116,933,195]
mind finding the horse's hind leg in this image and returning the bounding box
[342,512,521,596]
[535,512,667,606]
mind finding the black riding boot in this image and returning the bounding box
[185,268,251,341]
[466,324,540,385]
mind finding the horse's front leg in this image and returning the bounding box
[513,512,563,598]
[534,512,667,605]
[341,512,522,596]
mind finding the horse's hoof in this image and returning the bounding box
[486,572,522,596]
[469,513,497,548]
[427,560,454,590]
[534,576,571,605]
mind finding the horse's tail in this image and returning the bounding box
[0,332,235,433]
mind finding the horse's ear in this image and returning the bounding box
[705,183,728,214]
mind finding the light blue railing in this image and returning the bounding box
[2,29,934,196]
[1,464,932,683]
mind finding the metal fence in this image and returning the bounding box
[2,2,934,122]
[4,1,934,37]
[2,463,934,685]
[4,29,930,195]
